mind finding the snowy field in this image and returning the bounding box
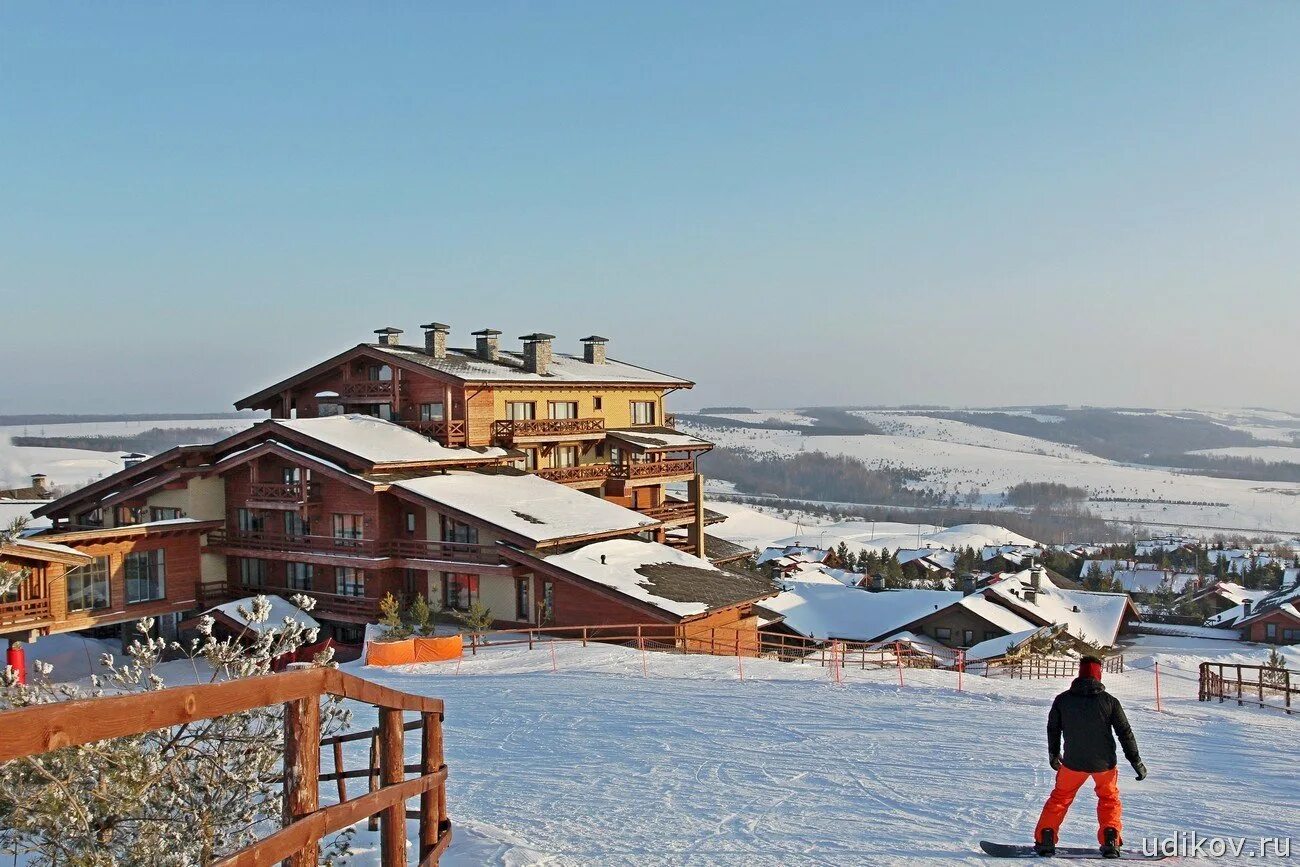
[0,417,255,490]
[684,410,1300,534]
[334,635,1300,865]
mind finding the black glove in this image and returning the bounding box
[1133,761,1147,781]
[1049,754,1062,771]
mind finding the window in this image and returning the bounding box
[444,520,478,545]
[540,580,554,623]
[1283,628,1298,642]
[593,397,603,411]
[116,505,144,526]
[77,507,104,527]
[1266,623,1278,639]
[549,401,578,420]
[367,364,393,382]
[442,573,479,611]
[336,568,365,597]
[506,401,536,421]
[67,556,111,612]
[239,557,268,589]
[551,446,579,468]
[359,403,394,421]
[150,506,183,522]
[516,577,531,621]
[283,511,309,538]
[332,514,364,547]
[420,402,445,422]
[318,402,343,417]
[125,550,166,604]
[235,508,262,533]
[519,448,538,471]
[631,401,656,425]
[984,631,998,641]
[287,562,313,591]
[609,446,622,465]
[962,630,975,647]
[406,512,417,533]
[934,627,952,640]
[282,466,302,484]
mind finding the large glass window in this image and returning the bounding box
[442,573,479,611]
[332,514,364,547]
[551,446,578,468]
[444,520,479,545]
[631,401,656,425]
[515,577,530,621]
[549,401,578,420]
[506,402,536,420]
[283,511,309,538]
[336,567,365,597]
[125,550,166,604]
[287,562,313,591]
[235,508,262,533]
[150,507,183,522]
[420,402,445,422]
[67,556,111,612]
[239,557,267,589]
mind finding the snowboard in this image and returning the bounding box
[980,841,1167,860]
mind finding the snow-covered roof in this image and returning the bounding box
[606,427,712,451]
[965,625,1049,661]
[1234,582,1300,627]
[371,343,691,386]
[756,545,828,566]
[268,415,507,465]
[954,594,1037,634]
[0,536,92,565]
[541,539,773,618]
[761,585,964,642]
[982,570,1132,647]
[1112,570,1199,594]
[206,594,320,634]
[394,471,657,544]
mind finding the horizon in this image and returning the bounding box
[4,3,1299,413]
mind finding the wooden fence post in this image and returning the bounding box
[283,693,321,867]
[418,711,443,862]
[379,708,407,867]
[1237,665,1243,706]
[367,734,380,831]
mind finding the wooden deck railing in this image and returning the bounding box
[209,529,500,565]
[0,667,450,866]
[639,502,697,522]
[608,458,696,481]
[493,417,605,442]
[535,463,611,484]
[0,596,52,628]
[1199,661,1297,714]
[402,419,467,446]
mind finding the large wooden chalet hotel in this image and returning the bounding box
[5,325,770,646]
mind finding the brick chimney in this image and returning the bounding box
[472,328,501,361]
[1243,598,1253,619]
[30,473,47,494]
[421,322,450,359]
[520,333,555,375]
[374,327,403,347]
[580,335,608,365]
[960,573,976,596]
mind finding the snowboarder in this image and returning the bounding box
[1033,655,1147,859]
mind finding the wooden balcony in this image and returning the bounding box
[0,596,52,628]
[493,417,605,444]
[403,418,468,447]
[608,458,696,482]
[535,463,611,485]
[640,501,698,525]
[338,380,400,401]
[245,481,319,510]
[665,413,676,428]
[208,529,500,565]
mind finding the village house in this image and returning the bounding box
[1231,574,1300,645]
[16,326,774,647]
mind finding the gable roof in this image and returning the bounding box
[981,570,1136,647]
[761,584,965,642]
[235,342,692,409]
[267,415,505,466]
[392,470,657,546]
[1234,582,1300,628]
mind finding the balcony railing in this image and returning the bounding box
[0,597,52,627]
[338,380,399,401]
[209,529,500,564]
[535,463,611,484]
[664,413,676,428]
[608,458,696,481]
[403,418,468,446]
[493,417,605,443]
[641,502,698,523]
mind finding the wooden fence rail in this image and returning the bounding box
[0,667,451,867]
[1198,661,1297,715]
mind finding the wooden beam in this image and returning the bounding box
[379,708,407,867]
[283,691,321,867]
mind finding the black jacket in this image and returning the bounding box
[1048,677,1141,773]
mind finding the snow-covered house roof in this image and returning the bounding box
[954,594,1038,635]
[538,539,775,619]
[393,471,657,546]
[1112,569,1199,594]
[964,625,1052,662]
[981,570,1134,647]
[605,427,713,452]
[269,415,506,465]
[204,594,320,635]
[0,536,93,566]
[1234,582,1300,629]
[761,585,965,642]
[756,545,829,567]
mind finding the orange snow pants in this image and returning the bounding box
[1034,766,1122,846]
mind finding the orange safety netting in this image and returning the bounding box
[366,638,415,666]
[414,636,463,662]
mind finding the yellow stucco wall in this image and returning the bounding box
[490,387,665,428]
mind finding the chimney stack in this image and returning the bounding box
[421,322,450,359]
[472,328,501,361]
[374,327,403,347]
[1030,565,1044,591]
[960,573,976,596]
[520,333,555,375]
[30,473,47,494]
[581,335,608,365]
[1243,598,1253,619]
[122,453,147,469]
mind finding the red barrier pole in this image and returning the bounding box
[958,650,965,692]
[639,636,648,678]
[895,641,904,687]
[737,642,744,681]
[5,644,26,685]
[549,640,558,674]
[1154,661,1162,712]
[454,656,462,675]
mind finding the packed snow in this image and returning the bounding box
[272,415,506,464]
[330,633,1300,865]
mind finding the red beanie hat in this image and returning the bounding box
[1080,656,1103,680]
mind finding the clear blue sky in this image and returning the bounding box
[3,3,1298,413]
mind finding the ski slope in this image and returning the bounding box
[337,636,1299,865]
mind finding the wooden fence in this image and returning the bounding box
[0,667,451,866]
[1198,661,1297,715]
[981,653,1125,680]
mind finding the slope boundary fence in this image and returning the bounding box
[0,667,451,867]
[1198,660,1298,715]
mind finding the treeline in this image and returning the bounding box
[1005,481,1088,507]
[13,427,235,454]
[1142,453,1300,484]
[800,408,884,436]
[699,449,940,508]
[0,412,249,426]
